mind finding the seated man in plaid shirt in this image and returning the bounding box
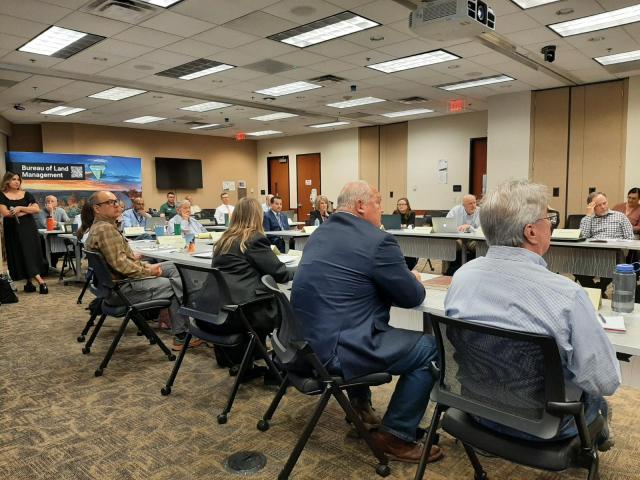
[575,192,634,296]
[85,191,202,351]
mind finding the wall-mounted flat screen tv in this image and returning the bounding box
[155,157,203,189]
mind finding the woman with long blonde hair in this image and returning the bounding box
[202,197,293,379]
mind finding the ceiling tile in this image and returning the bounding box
[193,26,260,48]
[0,15,48,39]
[344,25,412,49]
[0,50,66,68]
[0,33,32,51]
[0,0,71,24]
[88,39,154,59]
[502,26,562,46]
[495,11,542,35]
[273,50,329,67]
[352,0,411,24]
[134,49,198,68]
[224,11,297,37]
[306,39,369,57]
[523,0,604,25]
[114,27,183,48]
[163,38,224,58]
[139,11,214,37]
[52,55,130,75]
[263,0,342,23]
[57,11,131,37]
[173,0,280,25]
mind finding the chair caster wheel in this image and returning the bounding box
[217,414,228,424]
[257,419,270,431]
[82,347,90,354]
[376,464,391,477]
[77,300,82,304]
[94,369,103,377]
[474,473,488,480]
[136,330,144,336]
[77,335,85,342]
[168,354,176,361]
[149,339,157,345]
[229,365,240,377]
[161,387,171,396]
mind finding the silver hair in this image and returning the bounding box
[480,180,549,247]
[314,195,329,210]
[336,180,373,209]
[176,200,191,210]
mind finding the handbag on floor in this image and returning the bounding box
[0,277,18,303]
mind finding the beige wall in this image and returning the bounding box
[487,91,532,190]
[256,128,359,209]
[40,123,258,210]
[626,75,640,193]
[407,111,488,210]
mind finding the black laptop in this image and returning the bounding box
[381,214,402,230]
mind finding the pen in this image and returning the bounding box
[598,314,607,325]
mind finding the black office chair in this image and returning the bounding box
[415,313,604,480]
[566,214,585,230]
[58,237,77,281]
[256,275,392,480]
[83,251,175,377]
[160,264,282,425]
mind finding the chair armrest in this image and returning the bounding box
[547,401,593,449]
[113,276,157,287]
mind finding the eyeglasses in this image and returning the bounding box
[96,199,119,207]
[397,202,407,206]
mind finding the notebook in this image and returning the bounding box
[431,217,458,233]
[599,314,626,332]
[583,287,602,311]
[552,229,584,242]
[124,226,144,236]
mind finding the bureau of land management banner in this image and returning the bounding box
[5,152,142,218]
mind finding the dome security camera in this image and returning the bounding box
[541,45,556,63]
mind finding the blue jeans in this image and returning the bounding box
[476,393,609,444]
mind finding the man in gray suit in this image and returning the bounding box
[291,181,443,464]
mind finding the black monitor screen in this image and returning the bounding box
[155,157,202,190]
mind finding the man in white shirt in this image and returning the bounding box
[214,192,234,226]
[261,193,273,213]
[446,194,480,232]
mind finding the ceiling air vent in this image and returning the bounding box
[397,96,429,104]
[83,0,157,23]
[308,74,347,84]
[340,112,370,119]
[32,98,63,104]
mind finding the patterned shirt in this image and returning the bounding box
[167,215,207,234]
[446,204,480,230]
[85,219,149,279]
[579,210,634,240]
[445,246,620,397]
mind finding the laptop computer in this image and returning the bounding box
[414,216,427,227]
[431,217,459,233]
[381,214,402,230]
[146,216,166,232]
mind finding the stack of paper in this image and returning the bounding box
[552,229,581,240]
[600,314,626,332]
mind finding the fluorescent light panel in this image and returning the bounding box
[549,4,640,37]
[382,108,434,118]
[595,49,640,65]
[156,59,235,80]
[247,130,281,136]
[510,0,560,8]
[309,121,350,128]
[367,50,459,73]
[190,123,220,130]
[139,0,182,7]
[41,106,86,116]
[269,11,379,48]
[326,97,386,108]
[124,116,166,124]
[255,81,322,97]
[180,101,231,112]
[89,87,146,101]
[438,74,514,91]
[18,26,104,58]
[251,112,298,121]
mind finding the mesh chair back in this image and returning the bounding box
[175,264,232,326]
[430,314,566,439]
[566,214,585,230]
[84,250,115,298]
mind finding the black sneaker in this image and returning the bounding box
[24,282,36,293]
[39,283,49,294]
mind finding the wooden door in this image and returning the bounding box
[296,153,321,221]
[268,156,290,210]
[379,122,407,213]
[469,137,487,198]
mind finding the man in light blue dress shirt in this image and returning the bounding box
[122,197,150,229]
[167,200,208,235]
[445,180,620,449]
[446,194,480,232]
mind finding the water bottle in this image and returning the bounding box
[314,218,320,227]
[611,263,640,313]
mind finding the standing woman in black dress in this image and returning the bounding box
[0,172,48,294]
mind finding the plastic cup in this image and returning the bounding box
[154,226,165,236]
[173,222,181,235]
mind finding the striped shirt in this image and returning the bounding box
[579,210,633,240]
[445,245,620,397]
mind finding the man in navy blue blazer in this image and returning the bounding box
[291,181,443,464]
[262,195,288,252]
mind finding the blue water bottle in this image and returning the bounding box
[612,263,640,313]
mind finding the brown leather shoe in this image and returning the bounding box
[171,337,204,351]
[372,430,444,464]
[350,398,382,429]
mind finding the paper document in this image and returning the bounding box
[552,229,581,240]
[302,226,318,234]
[277,254,298,265]
[583,287,602,311]
[124,227,144,236]
[413,226,432,233]
[600,315,626,332]
[157,236,186,248]
[192,251,213,259]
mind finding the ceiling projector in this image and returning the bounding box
[409,0,496,42]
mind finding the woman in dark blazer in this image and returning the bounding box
[308,195,331,225]
[200,197,294,375]
[393,197,416,227]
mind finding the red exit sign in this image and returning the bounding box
[448,99,465,112]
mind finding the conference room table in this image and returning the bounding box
[56,233,85,283]
[37,228,63,267]
[127,242,640,359]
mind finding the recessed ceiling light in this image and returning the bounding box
[269,11,379,48]
[156,59,235,80]
[124,116,166,124]
[594,49,640,65]
[138,0,183,7]
[18,26,104,58]
[40,106,86,116]
[549,4,640,37]
[89,87,147,101]
[510,0,561,8]
[309,121,350,128]
[438,74,515,91]
[180,101,232,112]
[247,130,282,136]
[327,97,386,108]
[255,81,322,97]
[250,112,299,121]
[367,50,459,73]
[381,108,434,118]
[190,123,220,130]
